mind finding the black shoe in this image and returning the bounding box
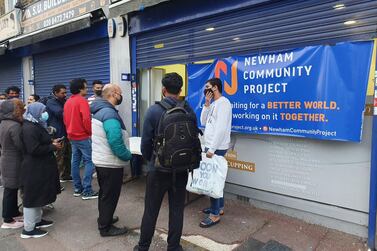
[36,219,53,228]
[100,225,128,237]
[20,228,48,239]
[97,216,119,226]
[133,245,152,251]
[112,216,119,224]
[82,191,99,200]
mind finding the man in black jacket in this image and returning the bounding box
[46,85,72,182]
[134,73,196,251]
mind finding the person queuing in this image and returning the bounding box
[21,102,62,239]
[0,100,3,188]
[63,78,98,200]
[46,85,72,182]
[5,86,21,99]
[27,94,40,105]
[91,84,132,237]
[0,99,24,229]
[199,78,232,228]
[88,80,104,105]
[88,80,104,179]
[135,73,198,251]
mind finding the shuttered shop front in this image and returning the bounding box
[0,56,22,95]
[133,0,377,68]
[34,38,110,97]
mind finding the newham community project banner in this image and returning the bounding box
[187,41,374,142]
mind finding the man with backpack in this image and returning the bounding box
[134,73,201,251]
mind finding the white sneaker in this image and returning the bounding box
[1,221,24,229]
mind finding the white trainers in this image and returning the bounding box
[1,221,24,229]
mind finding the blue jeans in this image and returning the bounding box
[205,148,227,216]
[70,138,94,194]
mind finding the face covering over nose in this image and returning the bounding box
[40,111,49,122]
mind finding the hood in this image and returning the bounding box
[0,100,17,121]
[24,102,47,128]
[90,98,115,115]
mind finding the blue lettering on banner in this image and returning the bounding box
[187,41,374,142]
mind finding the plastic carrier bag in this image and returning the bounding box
[186,153,228,199]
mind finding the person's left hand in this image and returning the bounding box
[206,151,214,158]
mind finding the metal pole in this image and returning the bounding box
[368,69,377,251]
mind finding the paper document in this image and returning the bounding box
[129,137,142,155]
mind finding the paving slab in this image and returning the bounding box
[0,176,371,251]
[0,235,27,251]
[316,230,367,251]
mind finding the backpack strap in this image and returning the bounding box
[155,100,172,136]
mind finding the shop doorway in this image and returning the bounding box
[139,64,186,133]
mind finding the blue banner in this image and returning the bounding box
[187,41,374,142]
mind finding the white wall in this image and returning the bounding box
[109,15,132,133]
[22,56,33,102]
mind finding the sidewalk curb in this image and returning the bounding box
[131,228,239,251]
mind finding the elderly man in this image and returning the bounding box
[91,84,132,237]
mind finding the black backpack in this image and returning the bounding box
[153,100,202,174]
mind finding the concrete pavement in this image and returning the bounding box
[0,177,368,251]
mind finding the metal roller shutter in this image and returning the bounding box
[34,38,110,98]
[135,0,377,68]
[0,56,22,95]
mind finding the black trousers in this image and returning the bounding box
[2,188,20,223]
[138,171,188,251]
[96,166,123,231]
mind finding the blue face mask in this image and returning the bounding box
[40,112,49,122]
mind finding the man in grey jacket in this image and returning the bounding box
[91,84,132,237]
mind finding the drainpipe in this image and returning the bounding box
[368,69,377,251]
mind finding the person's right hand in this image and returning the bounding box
[53,142,63,150]
[205,92,213,107]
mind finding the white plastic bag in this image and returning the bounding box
[186,153,228,199]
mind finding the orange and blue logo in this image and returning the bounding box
[214,60,238,95]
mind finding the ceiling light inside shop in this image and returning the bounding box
[205,27,215,31]
[344,20,357,25]
[333,3,345,10]
[233,37,240,41]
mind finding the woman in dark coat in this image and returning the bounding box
[0,99,25,229]
[21,102,62,239]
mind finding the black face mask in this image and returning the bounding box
[94,90,102,97]
[203,88,213,96]
[116,94,123,105]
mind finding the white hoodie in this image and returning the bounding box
[200,96,232,153]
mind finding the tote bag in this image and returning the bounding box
[186,153,228,199]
